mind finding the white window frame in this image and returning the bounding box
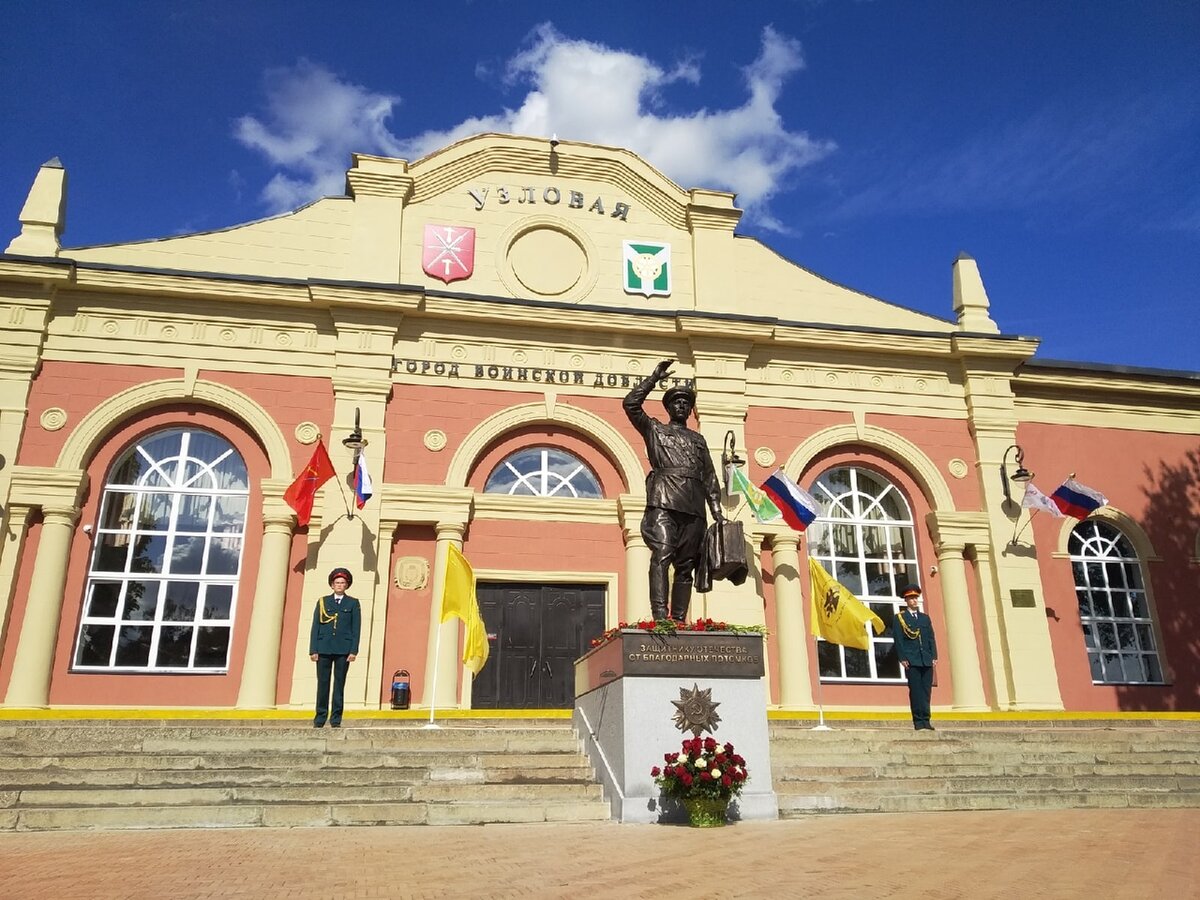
[483,446,603,499]
[1069,519,1164,685]
[806,465,920,683]
[72,428,249,673]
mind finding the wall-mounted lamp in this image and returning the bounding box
[342,408,368,520]
[549,132,560,149]
[342,407,368,453]
[1000,444,1033,503]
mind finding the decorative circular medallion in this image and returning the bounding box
[871,375,884,388]
[275,332,293,347]
[294,422,320,445]
[948,458,969,480]
[513,350,528,364]
[570,354,584,368]
[508,227,586,296]
[40,407,67,432]
[628,359,642,373]
[451,345,467,361]
[915,378,928,392]
[754,447,776,467]
[102,320,119,335]
[423,429,448,452]
[220,329,236,344]
[161,324,177,339]
[825,372,839,385]
[781,369,795,383]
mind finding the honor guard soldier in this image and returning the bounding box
[310,567,362,728]
[891,583,937,730]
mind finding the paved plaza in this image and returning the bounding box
[0,808,1195,899]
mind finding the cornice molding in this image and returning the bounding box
[472,494,618,524]
[0,258,73,284]
[926,510,993,548]
[1016,369,1200,405]
[377,484,474,526]
[8,466,88,509]
[951,333,1040,362]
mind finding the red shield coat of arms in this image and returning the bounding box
[422,224,475,284]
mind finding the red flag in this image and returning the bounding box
[283,440,336,526]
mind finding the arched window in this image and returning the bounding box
[483,447,603,499]
[806,466,920,682]
[73,428,249,672]
[1069,519,1163,684]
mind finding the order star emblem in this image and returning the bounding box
[671,683,721,737]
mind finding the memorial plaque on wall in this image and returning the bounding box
[1010,589,1037,608]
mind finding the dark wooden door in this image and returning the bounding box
[473,583,606,709]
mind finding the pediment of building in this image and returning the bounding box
[52,133,950,333]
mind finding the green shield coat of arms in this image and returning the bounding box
[622,241,671,298]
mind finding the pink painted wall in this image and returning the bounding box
[745,405,992,710]
[1019,422,1200,711]
[2,407,269,705]
[3,362,334,706]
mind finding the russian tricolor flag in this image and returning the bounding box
[1050,477,1107,519]
[353,450,374,509]
[761,469,821,532]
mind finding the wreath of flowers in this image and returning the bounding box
[590,618,767,648]
[651,736,748,801]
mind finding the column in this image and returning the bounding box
[622,528,651,623]
[618,494,650,623]
[422,521,465,708]
[769,533,813,708]
[4,504,80,707]
[936,540,989,710]
[235,502,297,709]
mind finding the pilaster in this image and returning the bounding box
[3,467,87,707]
[344,153,414,284]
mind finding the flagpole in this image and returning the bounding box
[343,451,358,521]
[1011,509,1038,546]
[811,637,832,731]
[423,624,443,729]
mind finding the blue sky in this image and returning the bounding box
[3,1,1197,372]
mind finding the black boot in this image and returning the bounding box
[669,580,692,622]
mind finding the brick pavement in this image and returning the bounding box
[0,809,1195,899]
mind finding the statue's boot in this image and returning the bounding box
[669,579,692,622]
[650,601,669,621]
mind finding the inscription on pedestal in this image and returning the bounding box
[575,631,764,697]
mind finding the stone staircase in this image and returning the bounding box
[770,720,1200,815]
[0,719,610,831]
[6,718,1195,830]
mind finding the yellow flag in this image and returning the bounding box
[808,558,885,651]
[439,544,490,676]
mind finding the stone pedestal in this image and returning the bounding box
[573,630,778,824]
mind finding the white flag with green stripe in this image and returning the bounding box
[727,465,783,524]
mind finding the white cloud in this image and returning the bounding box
[234,59,404,211]
[234,27,834,221]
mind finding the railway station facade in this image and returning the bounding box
[0,133,1196,715]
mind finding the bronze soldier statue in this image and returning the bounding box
[624,359,723,621]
